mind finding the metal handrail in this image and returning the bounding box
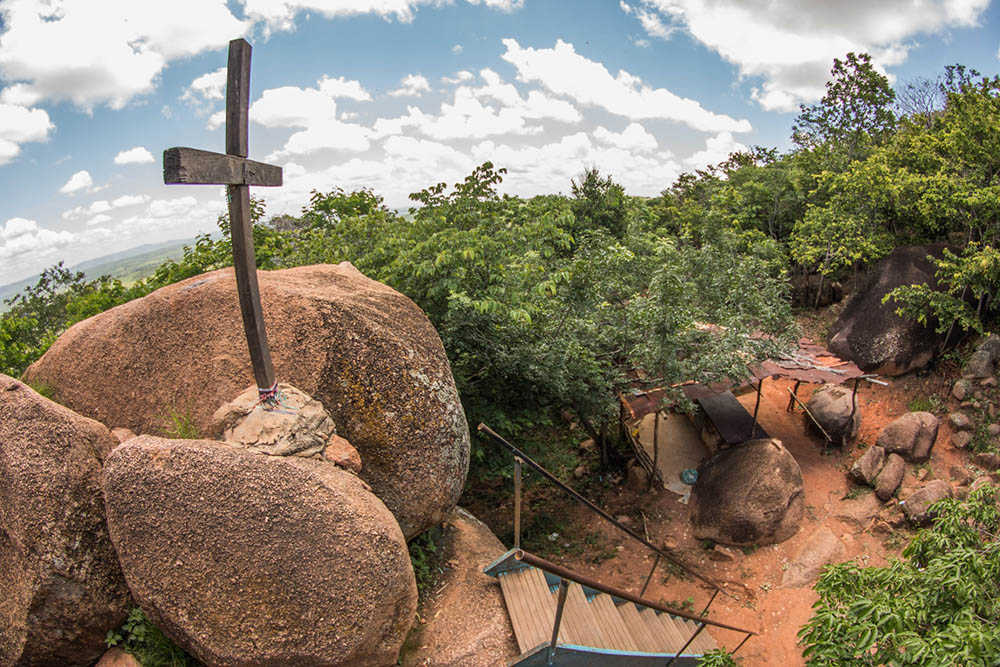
[478,423,726,594]
[516,549,757,659]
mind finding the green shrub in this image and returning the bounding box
[106,607,196,666]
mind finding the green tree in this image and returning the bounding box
[793,52,896,168]
[571,167,628,238]
[799,484,1000,666]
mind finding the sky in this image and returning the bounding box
[0,0,999,286]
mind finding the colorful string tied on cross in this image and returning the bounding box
[257,381,288,412]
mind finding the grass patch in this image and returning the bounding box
[160,408,199,439]
[25,379,57,401]
[106,607,196,667]
[409,525,445,600]
[907,394,945,414]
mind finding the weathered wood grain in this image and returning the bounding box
[162,147,282,187]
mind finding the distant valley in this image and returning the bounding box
[0,238,198,311]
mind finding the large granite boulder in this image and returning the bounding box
[401,508,518,667]
[0,375,131,666]
[24,263,469,539]
[828,245,954,375]
[103,436,417,667]
[877,412,939,463]
[690,438,804,546]
[806,385,860,445]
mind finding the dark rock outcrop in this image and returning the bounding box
[828,245,954,375]
[806,385,860,445]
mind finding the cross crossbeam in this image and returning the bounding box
[162,38,282,394]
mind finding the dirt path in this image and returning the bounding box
[469,370,971,665]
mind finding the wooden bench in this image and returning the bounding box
[693,390,768,453]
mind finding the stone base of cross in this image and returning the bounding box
[162,39,282,403]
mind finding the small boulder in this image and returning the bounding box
[110,427,137,443]
[806,385,860,445]
[902,480,953,526]
[834,492,882,530]
[952,379,972,401]
[948,412,973,432]
[989,424,1000,437]
[103,436,417,667]
[876,412,939,463]
[324,433,363,474]
[96,647,142,667]
[849,445,886,486]
[690,438,804,546]
[963,349,994,379]
[974,452,1000,471]
[709,545,738,562]
[400,508,519,667]
[952,431,972,449]
[874,453,906,501]
[781,526,846,588]
[0,376,131,666]
[625,462,650,492]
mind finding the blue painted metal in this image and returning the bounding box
[484,548,530,578]
[511,643,702,667]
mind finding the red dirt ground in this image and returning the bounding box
[467,356,984,665]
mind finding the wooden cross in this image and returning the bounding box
[163,38,282,395]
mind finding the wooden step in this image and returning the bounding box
[590,594,640,652]
[655,612,688,651]
[680,618,717,652]
[639,607,677,653]
[498,567,555,653]
[616,602,664,653]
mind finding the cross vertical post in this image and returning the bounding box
[163,38,282,396]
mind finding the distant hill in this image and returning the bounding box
[0,238,198,311]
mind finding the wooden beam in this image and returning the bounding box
[229,183,275,391]
[227,38,251,158]
[163,147,282,187]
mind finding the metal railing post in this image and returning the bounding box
[640,553,660,597]
[548,579,569,665]
[699,589,719,617]
[732,632,752,656]
[665,622,706,666]
[513,457,523,550]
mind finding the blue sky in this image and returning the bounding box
[0,0,998,285]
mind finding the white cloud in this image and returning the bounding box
[87,213,112,226]
[148,196,198,218]
[501,39,751,133]
[0,102,54,164]
[0,217,76,260]
[113,146,154,165]
[63,194,150,221]
[389,73,432,97]
[471,133,682,197]
[181,67,227,104]
[111,194,150,208]
[466,0,525,10]
[594,123,659,152]
[374,69,581,142]
[452,44,464,55]
[684,131,747,168]
[442,70,475,85]
[318,75,372,101]
[207,111,226,130]
[59,170,94,195]
[630,0,990,111]
[250,84,372,158]
[0,0,248,110]
[1,217,38,239]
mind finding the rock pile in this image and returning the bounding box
[23,263,470,539]
[4,263,479,666]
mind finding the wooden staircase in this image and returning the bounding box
[486,550,716,666]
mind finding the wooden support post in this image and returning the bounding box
[548,579,569,665]
[648,410,659,492]
[750,377,764,439]
[513,457,523,550]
